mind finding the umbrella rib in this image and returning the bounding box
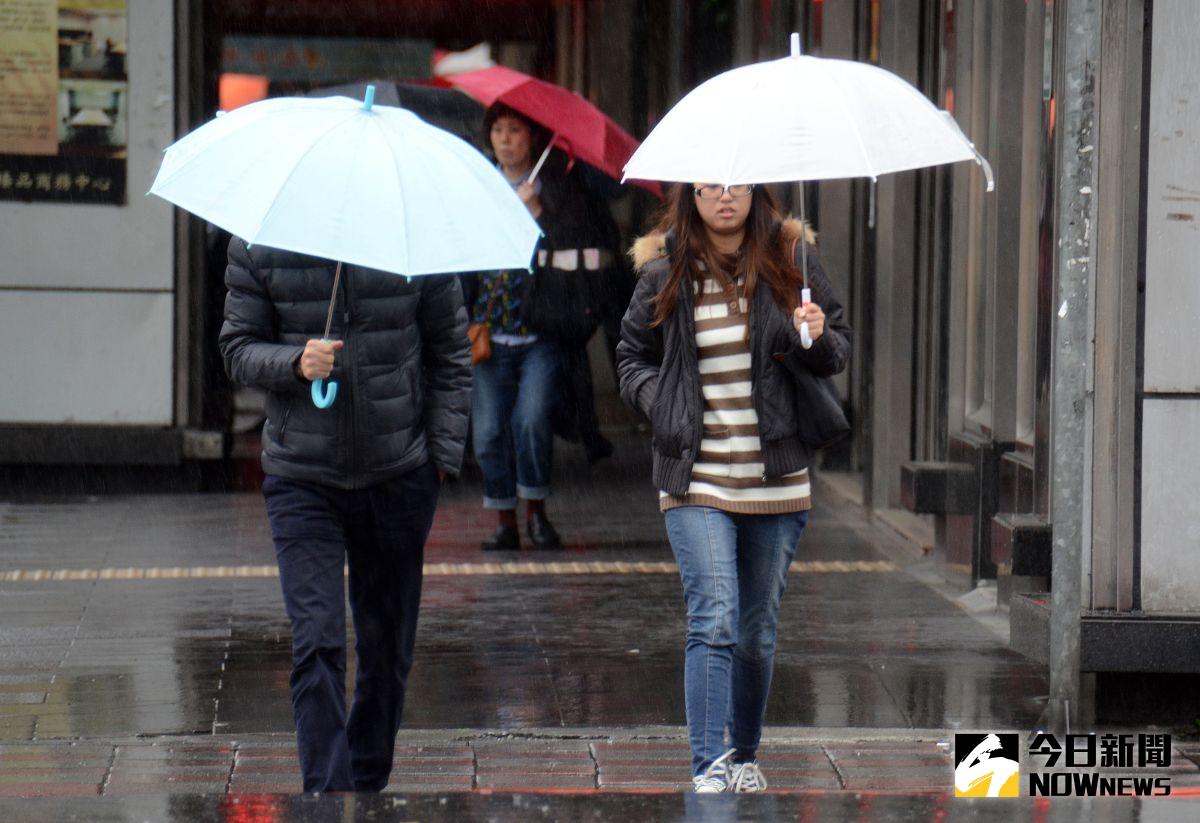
[375,115,416,274]
[817,60,879,182]
[724,82,752,186]
[250,110,361,243]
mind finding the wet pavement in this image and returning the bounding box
[6,791,1200,823]
[2,426,1198,814]
[2,729,1199,799]
[5,791,1200,823]
[0,733,973,795]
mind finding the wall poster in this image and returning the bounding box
[0,0,127,204]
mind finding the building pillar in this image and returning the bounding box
[870,0,922,510]
[1041,0,1101,733]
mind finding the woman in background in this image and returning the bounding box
[466,104,619,550]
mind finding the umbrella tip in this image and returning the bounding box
[363,85,376,111]
[790,32,801,57]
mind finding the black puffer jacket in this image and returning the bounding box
[616,219,852,496]
[219,238,472,489]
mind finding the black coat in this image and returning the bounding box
[218,237,472,489]
[461,153,622,344]
[616,219,852,496]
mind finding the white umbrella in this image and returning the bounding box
[623,33,992,189]
[150,86,541,407]
[623,34,993,347]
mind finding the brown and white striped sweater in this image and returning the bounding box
[659,266,812,515]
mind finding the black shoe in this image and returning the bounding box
[527,511,562,550]
[481,523,520,551]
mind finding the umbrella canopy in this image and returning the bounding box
[308,80,485,147]
[623,34,992,189]
[447,65,660,195]
[151,87,541,409]
[623,34,992,352]
[149,89,540,277]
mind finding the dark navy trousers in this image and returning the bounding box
[262,462,439,792]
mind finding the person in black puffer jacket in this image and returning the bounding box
[219,237,470,793]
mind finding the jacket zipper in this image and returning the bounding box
[748,288,768,485]
[339,268,360,484]
[682,276,703,466]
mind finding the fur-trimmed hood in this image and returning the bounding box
[629,216,817,271]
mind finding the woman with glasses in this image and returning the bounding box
[464,103,619,551]
[617,182,852,792]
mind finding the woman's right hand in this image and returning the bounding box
[517,181,543,218]
[792,303,825,341]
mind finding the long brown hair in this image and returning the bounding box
[648,183,801,328]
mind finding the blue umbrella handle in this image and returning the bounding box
[310,333,339,409]
[311,377,338,409]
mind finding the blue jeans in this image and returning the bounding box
[471,340,559,509]
[261,463,439,792]
[664,506,809,776]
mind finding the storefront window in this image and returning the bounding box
[962,0,994,433]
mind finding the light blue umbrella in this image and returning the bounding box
[150,86,540,407]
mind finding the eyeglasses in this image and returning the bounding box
[693,184,754,199]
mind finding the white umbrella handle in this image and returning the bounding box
[526,132,558,185]
[797,179,814,349]
[798,288,813,349]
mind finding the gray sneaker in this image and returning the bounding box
[729,759,768,793]
[692,749,736,793]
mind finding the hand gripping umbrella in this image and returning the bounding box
[150,86,540,408]
[624,33,993,346]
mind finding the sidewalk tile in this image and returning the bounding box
[0,771,104,783]
[476,774,596,790]
[0,783,100,797]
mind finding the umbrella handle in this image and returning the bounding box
[798,287,814,349]
[312,378,338,409]
[526,132,559,185]
[312,268,344,410]
[795,185,814,349]
[310,332,340,409]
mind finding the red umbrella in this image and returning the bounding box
[447,65,661,196]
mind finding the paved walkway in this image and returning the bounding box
[5,790,1200,823]
[2,728,1199,798]
[0,731,948,796]
[3,427,1197,811]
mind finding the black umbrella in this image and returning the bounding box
[309,80,485,148]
